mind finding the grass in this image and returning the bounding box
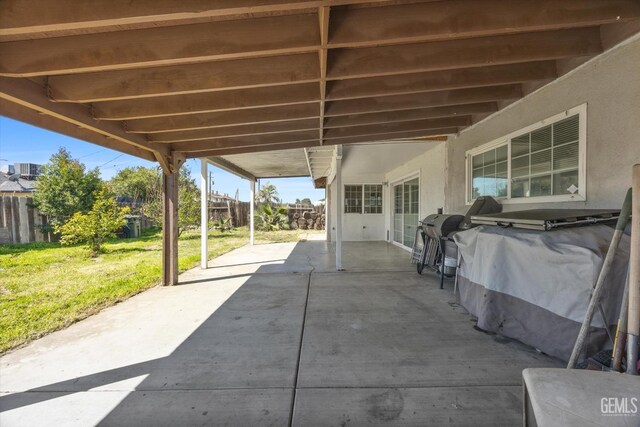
[0,227,321,354]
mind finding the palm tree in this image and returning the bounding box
[256,183,281,207]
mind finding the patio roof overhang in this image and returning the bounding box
[2,0,640,285]
[2,0,640,176]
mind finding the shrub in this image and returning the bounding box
[57,189,129,256]
[256,205,288,231]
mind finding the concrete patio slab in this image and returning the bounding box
[292,386,522,426]
[202,240,414,275]
[298,271,560,389]
[1,390,292,427]
[0,241,563,426]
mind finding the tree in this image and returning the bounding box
[176,169,201,235]
[57,189,129,256]
[33,148,102,230]
[109,165,201,236]
[255,205,288,231]
[256,183,281,207]
[107,166,159,205]
[295,197,312,206]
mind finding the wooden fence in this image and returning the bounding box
[0,195,51,244]
[209,199,250,227]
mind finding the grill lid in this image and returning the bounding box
[421,214,465,238]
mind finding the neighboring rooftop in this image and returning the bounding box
[0,172,37,193]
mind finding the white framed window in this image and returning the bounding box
[364,184,383,214]
[466,104,586,204]
[344,185,362,213]
[344,184,383,214]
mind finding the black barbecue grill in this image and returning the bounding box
[411,196,502,288]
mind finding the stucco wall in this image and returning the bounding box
[328,172,386,241]
[384,143,447,245]
[329,142,445,241]
[445,36,640,212]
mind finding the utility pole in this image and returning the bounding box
[208,171,214,199]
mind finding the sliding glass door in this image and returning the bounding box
[392,177,420,248]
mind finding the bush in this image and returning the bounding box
[210,217,231,233]
[57,189,129,256]
[256,205,288,231]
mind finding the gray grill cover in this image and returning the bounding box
[453,224,629,362]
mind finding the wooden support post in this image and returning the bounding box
[627,164,640,374]
[162,170,179,285]
[250,179,256,246]
[335,145,343,271]
[200,159,208,269]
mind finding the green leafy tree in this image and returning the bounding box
[33,148,102,230]
[107,166,159,205]
[57,189,129,256]
[176,169,201,235]
[255,205,288,231]
[295,197,312,205]
[110,166,200,235]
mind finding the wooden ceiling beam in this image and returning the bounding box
[326,61,557,101]
[175,122,461,156]
[124,103,321,133]
[0,76,167,157]
[329,0,640,48]
[323,117,471,140]
[323,128,459,146]
[149,115,472,143]
[171,130,320,153]
[324,103,498,129]
[48,53,321,103]
[0,13,320,76]
[327,27,602,80]
[148,118,320,143]
[318,5,330,144]
[0,0,385,40]
[93,83,320,120]
[325,85,522,117]
[182,140,320,158]
[206,156,256,182]
[181,128,455,157]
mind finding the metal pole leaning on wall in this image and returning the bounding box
[627,164,640,375]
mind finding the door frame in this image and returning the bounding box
[389,171,420,251]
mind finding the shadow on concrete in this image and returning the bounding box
[0,240,562,425]
[0,241,321,425]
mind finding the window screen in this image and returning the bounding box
[363,184,383,214]
[344,185,362,213]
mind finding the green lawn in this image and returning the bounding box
[0,227,321,354]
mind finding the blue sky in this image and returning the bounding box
[0,117,324,203]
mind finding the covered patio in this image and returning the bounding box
[0,240,562,425]
[2,0,640,285]
[1,1,639,425]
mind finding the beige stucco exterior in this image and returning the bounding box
[446,35,640,213]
